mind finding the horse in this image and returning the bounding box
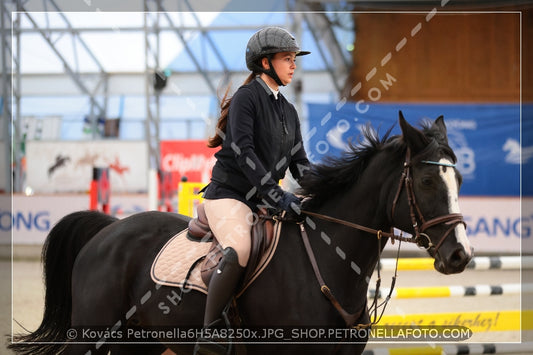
[9,112,473,355]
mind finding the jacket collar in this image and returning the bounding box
[256,76,280,99]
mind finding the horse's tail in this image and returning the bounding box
[8,210,118,355]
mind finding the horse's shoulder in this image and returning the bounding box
[140,210,191,222]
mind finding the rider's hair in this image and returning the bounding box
[207,71,258,148]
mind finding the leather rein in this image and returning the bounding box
[295,147,467,329]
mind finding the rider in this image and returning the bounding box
[194,26,311,354]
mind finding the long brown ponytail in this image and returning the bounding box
[207,72,257,148]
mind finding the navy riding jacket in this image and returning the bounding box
[203,77,309,211]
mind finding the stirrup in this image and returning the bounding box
[194,315,233,355]
[193,338,231,355]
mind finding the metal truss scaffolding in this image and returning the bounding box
[143,0,233,172]
[5,0,355,193]
[8,0,110,192]
[290,0,352,95]
[1,1,13,193]
[143,9,162,173]
[17,1,109,138]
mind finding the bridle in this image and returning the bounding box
[294,145,467,331]
[390,147,467,254]
[303,146,466,254]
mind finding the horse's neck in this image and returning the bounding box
[317,172,392,230]
[309,163,396,277]
[239,186,390,323]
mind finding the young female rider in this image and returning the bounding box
[194,27,311,354]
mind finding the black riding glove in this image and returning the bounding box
[279,191,303,222]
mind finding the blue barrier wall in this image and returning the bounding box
[305,103,532,196]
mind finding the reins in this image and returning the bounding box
[293,146,466,330]
[300,210,413,243]
[297,221,400,329]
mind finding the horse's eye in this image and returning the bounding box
[421,177,433,186]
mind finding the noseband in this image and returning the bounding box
[390,147,467,254]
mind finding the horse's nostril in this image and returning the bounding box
[449,247,471,269]
[451,248,464,262]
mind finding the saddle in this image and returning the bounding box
[188,204,275,289]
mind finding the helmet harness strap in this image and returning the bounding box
[264,54,284,87]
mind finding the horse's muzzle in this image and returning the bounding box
[434,245,474,275]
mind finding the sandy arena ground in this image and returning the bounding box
[3,244,533,354]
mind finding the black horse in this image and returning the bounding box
[9,113,473,355]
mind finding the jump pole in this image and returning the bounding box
[378,256,532,271]
[89,167,110,214]
[363,342,533,355]
[148,168,158,211]
[368,283,532,299]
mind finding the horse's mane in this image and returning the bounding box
[298,119,455,208]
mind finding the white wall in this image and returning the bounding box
[0,143,6,193]
[25,141,147,193]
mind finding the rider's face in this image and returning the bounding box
[262,52,297,87]
[270,52,297,86]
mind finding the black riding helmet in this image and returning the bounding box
[246,27,310,86]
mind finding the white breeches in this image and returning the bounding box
[203,198,254,267]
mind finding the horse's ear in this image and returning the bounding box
[433,115,447,134]
[399,111,429,154]
[431,115,449,144]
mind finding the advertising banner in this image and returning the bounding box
[160,140,216,184]
[3,194,148,244]
[383,197,524,254]
[2,194,527,253]
[306,103,531,196]
[26,141,147,193]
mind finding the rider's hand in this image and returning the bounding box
[279,191,303,222]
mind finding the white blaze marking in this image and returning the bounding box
[439,158,472,256]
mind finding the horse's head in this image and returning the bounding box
[392,111,473,274]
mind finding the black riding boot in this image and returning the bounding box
[194,247,245,355]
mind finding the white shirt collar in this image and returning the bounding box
[257,76,280,99]
[269,86,280,100]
